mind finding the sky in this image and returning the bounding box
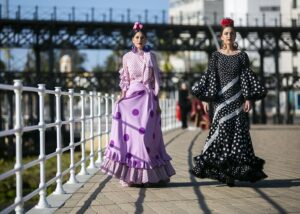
[2,0,169,71]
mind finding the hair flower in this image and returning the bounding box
[133,21,143,30]
[220,18,234,27]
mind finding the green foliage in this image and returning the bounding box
[190,62,207,73]
[92,50,123,72]
[0,152,83,211]
[23,48,87,72]
[160,51,173,72]
[0,59,6,70]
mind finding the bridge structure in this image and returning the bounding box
[1,5,300,124]
[0,5,299,125]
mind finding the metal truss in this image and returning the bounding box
[1,19,300,52]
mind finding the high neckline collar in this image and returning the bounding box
[133,49,144,56]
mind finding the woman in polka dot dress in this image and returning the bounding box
[190,18,268,186]
[100,22,175,187]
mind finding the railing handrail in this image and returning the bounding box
[0,80,180,214]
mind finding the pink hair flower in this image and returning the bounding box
[133,22,143,30]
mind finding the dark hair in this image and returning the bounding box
[131,29,147,38]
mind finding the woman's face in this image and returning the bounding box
[221,27,236,47]
[132,31,147,50]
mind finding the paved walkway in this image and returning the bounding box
[55,125,300,214]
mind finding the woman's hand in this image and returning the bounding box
[243,100,252,112]
[203,102,209,114]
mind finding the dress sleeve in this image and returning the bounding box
[240,52,267,101]
[191,53,219,102]
[119,55,130,92]
[151,53,161,96]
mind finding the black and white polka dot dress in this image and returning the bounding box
[190,51,268,183]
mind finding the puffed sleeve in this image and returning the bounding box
[191,53,219,102]
[240,52,267,101]
[151,52,161,96]
[119,55,130,92]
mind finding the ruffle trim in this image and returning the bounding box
[100,158,176,184]
[192,72,219,102]
[190,155,267,183]
[104,148,172,170]
[240,68,267,101]
[119,68,130,91]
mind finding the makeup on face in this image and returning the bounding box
[132,32,147,50]
[221,27,236,44]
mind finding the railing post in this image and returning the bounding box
[67,89,78,184]
[109,8,113,22]
[53,6,57,20]
[96,92,103,164]
[72,7,75,21]
[16,5,21,20]
[161,99,165,132]
[127,8,131,23]
[34,6,38,20]
[36,84,50,209]
[54,87,66,194]
[111,94,115,117]
[145,9,148,23]
[91,7,95,22]
[105,93,109,147]
[14,80,24,214]
[162,10,166,24]
[167,99,171,130]
[79,90,88,175]
[88,91,96,169]
[171,99,175,129]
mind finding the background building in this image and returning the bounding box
[169,0,224,25]
[280,0,300,115]
[224,0,280,26]
[169,0,224,72]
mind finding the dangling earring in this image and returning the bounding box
[233,42,238,50]
[143,44,151,52]
[222,42,227,50]
[131,45,137,52]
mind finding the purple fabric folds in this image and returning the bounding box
[101,82,175,184]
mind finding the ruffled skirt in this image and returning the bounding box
[100,82,175,184]
[190,109,267,183]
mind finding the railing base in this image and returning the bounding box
[27,166,100,214]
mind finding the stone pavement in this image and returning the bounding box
[55,125,300,214]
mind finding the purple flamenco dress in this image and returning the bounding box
[100,50,176,185]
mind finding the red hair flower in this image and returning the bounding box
[133,22,143,30]
[220,18,234,27]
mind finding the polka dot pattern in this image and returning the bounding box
[115,112,121,119]
[190,51,267,183]
[132,109,139,116]
[123,134,129,141]
[139,127,146,134]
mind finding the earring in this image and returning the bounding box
[233,42,238,49]
[131,45,137,52]
[143,45,151,52]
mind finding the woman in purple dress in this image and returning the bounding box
[100,22,176,187]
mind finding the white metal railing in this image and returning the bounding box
[0,80,180,214]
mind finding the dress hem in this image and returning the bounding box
[100,158,176,184]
